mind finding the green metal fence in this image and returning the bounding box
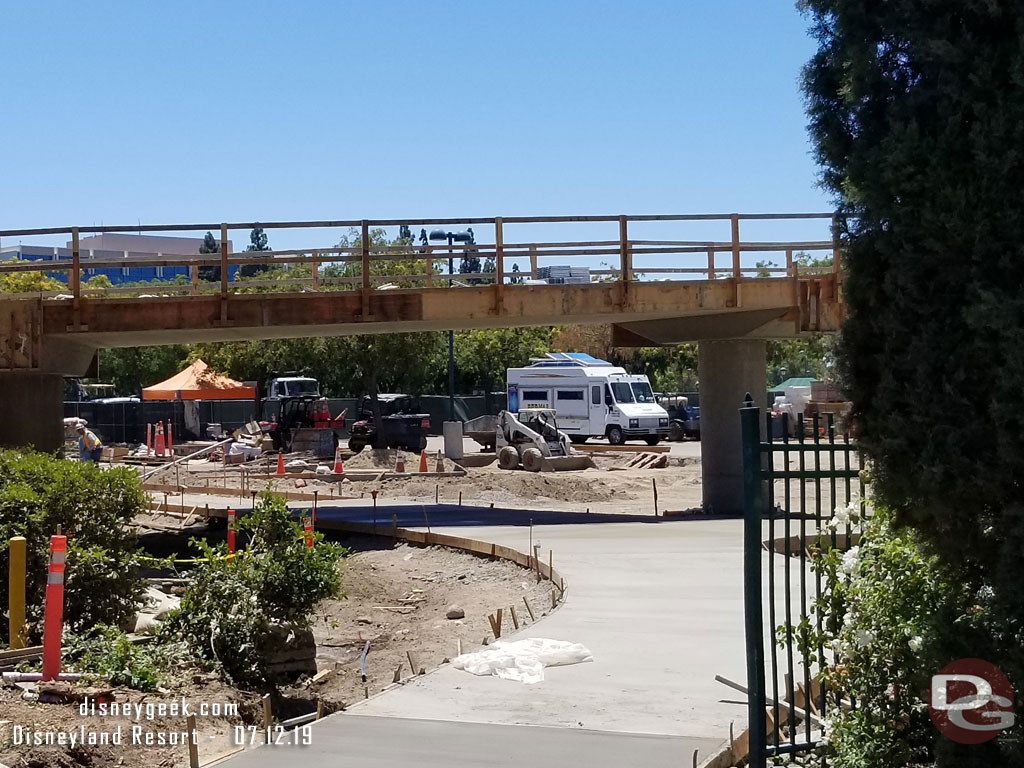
[741,402,865,767]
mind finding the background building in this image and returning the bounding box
[0,233,236,285]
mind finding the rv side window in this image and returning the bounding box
[556,390,584,401]
[592,386,601,405]
[522,390,548,401]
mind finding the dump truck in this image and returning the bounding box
[495,409,597,472]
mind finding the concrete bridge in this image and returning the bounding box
[0,212,843,513]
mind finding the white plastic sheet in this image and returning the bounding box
[452,638,593,684]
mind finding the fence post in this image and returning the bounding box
[741,403,767,768]
[731,214,741,307]
[42,534,68,681]
[494,217,504,311]
[361,220,371,318]
[618,215,630,284]
[312,250,320,291]
[219,224,229,297]
[707,246,715,280]
[8,536,27,649]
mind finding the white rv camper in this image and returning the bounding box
[506,353,670,445]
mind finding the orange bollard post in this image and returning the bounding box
[227,509,236,554]
[276,450,285,475]
[419,450,428,473]
[42,535,68,681]
[303,513,314,548]
[166,420,173,456]
[154,423,165,457]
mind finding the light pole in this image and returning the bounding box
[429,228,473,422]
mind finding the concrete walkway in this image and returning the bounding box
[220,517,748,767]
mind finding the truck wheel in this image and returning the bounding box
[348,438,366,453]
[668,422,684,442]
[607,426,625,446]
[569,435,588,445]
[419,435,428,452]
[498,446,520,470]
[522,448,544,472]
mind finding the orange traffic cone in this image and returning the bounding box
[419,450,428,473]
[435,450,445,474]
[394,449,405,474]
[333,445,345,474]
[276,450,285,475]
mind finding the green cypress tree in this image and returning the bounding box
[801,2,1024,762]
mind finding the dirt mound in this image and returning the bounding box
[380,467,632,504]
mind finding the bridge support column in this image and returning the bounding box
[698,339,766,516]
[0,372,64,453]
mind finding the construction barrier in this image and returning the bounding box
[41,535,67,681]
[227,509,236,553]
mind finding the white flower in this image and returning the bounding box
[840,546,861,576]
[855,629,875,647]
[908,636,923,652]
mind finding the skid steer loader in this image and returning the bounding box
[495,409,597,472]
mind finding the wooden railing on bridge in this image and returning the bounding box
[0,213,842,311]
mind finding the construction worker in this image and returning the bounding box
[76,424,103,465]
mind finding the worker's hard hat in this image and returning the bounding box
[76,424,86,432]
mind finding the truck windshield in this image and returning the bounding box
[631,382,655,403]
[285,380,320,397]
[610,383,635,403]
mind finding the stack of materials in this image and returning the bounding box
[536,265,590,284]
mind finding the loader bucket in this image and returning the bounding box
[539,455,598,472]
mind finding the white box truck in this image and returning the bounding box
[506,353,670,445]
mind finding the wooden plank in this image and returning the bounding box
[575,443,670,454]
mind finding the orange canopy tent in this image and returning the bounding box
[142,359,255,401]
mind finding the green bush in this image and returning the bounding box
[792,504,1017,766]
[166,493,345,688]
[0,449,147,641]
[63,625,195,691]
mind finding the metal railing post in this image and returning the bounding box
[741,403,767,768]
[312,250,320,291]
[707,246,715,280]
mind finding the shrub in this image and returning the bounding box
[166,493,345,688]
[0,449,147,641]
[63,625,195,692]
[793,504,1017,766]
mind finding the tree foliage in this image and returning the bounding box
[454,327,555,392]
[801,1,1024,761]
[0,262,64,293]
[98,345,191,395]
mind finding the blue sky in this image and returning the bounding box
[2,1,831,253]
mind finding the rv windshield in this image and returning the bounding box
[631,382,655,403]
[609,383,635,403]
